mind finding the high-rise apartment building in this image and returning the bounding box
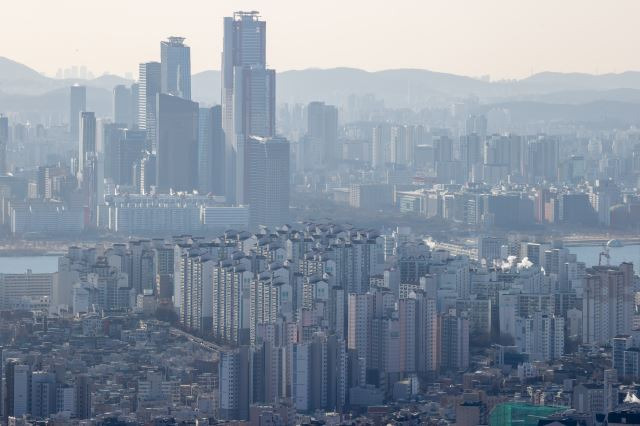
[348,293,373,386]
[372,124,390,168]
[177,250,213,333]
[160,37,191,100]
[211,255,253,345]
[155,93,199,193]
[138,62,161,147]
[440,309,470,372]
[69,85,86,143]
[583,263,634,345]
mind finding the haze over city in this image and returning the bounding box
[4,0,640,79]
[2,2,640,426]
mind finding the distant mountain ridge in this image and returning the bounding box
[0,57,132,96]
[190,67,640,107]
[2,56,640,125]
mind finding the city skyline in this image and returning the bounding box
[3,3,640,424]
[4,0,640,80]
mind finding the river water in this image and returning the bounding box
[0,255,60,274]
[0,244,638,274]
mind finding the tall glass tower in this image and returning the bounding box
[221,11,275,204]
[161,37,191,100]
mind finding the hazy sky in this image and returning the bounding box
[4,0,640,80]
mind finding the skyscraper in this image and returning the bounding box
[103,127,146,186]
[221,11,275,204]
[31,371,56,418]
[161,37,191,100]
[99,121,121,183]
[155,93,199,193]
[74,374,92,420]
[5,360,30,420]
[113,84,133,127]
[245,136,290,228]
[198,106,225,195]
[138,62,161,147]
[69,85,86,143]
[0,114,8,175]
[78,112,96,171]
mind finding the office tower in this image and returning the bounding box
[31,371,56,418]
[113,84,133,126]
[306,101,339,167]
[5,360,31,419]
[440,309,470,372]
[100,121,121,183]
[155,93,199,193]
[70,85,87,143]
[232,66,275,203]
[78,112,96,171]
[478,236,505,263]
[138,62,161,147]
[74,374,92,419]
[245,136,290,228]
[221,11,275,203]
[198,106,225,195]
[79,151,100,228]
[108,129,146,186]
[0,114,8,175]
[161,37,191,100]
[583,263,634,345]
